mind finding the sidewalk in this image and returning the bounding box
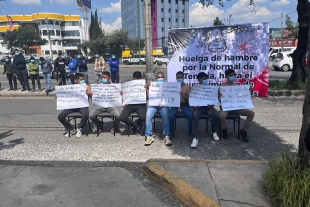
[0,88,56,97]
[143,159,270,207]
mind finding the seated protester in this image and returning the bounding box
[191,72,220,148]
[57,73,92,138]
[144,72,171,146]
[119,71,146,135]
[169,71,193,141]
[219,69,255,142]
[89,71,121,134]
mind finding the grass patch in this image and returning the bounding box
[269,80,305,90]
[263,152,310,207]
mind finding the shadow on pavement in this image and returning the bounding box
[0,130,24,150]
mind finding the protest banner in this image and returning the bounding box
[91,84,122,108]
[121,80,146,105]
[148,82,181,107]
[55,84,89,110]
[189,84,220,106]
[168,23,269,97]
[220,85,254,111]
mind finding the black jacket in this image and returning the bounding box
[77,57,88,72]
[12,54,26,70]
[3,61,13,74]
[54,57,66,73]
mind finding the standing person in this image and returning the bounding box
[77,52,88,84]
[109,53,120,83]
[89,71,121,134]
[144,72,171,146]
[40,57,53,95]
[94,54,105,83]
[28,56,41,92]
[68,55,77,84]
[2,56,17,91]
[12,48,30,91]
[219,69,255,142]
[169,71,193,141]
[57,73,92,138]
[191,72,220,149]
[119,71,146,135]
[54,52,67,86]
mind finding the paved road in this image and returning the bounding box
[0,63,291,90]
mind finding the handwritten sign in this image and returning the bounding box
[91,84,122,108]
[220,85,254,111]
[55,84,89,110]
[189,84,220,106]
[121,80,146,105]
[149,82,181,107]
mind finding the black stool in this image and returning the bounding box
[67,112,91,137]
[219,113,241,139]
[96,112,115,137]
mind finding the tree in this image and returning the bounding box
[199,0,310,168]
[89,10,102,40]
[213,17,224,26]
[4,25,46,54]
[285,15,299,39]
[104,30,130,57]
[126,38,146,51]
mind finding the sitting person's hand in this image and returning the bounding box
[123,104,127,108]
[144,82,151,89]
[120,90,123,96]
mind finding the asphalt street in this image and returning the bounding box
[0,63,291,90]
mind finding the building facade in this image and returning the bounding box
[121,0,189,47]
[0,13,84,56]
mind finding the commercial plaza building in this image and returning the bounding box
[121,0,189,47]
[0,13,84,56]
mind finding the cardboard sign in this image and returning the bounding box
[189,84,220,106]
[56,84,89,110]
[91,84,122,108]
[220,85,254,111]
[121,80,146,105]
[148,82,181,107]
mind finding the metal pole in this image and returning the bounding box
[137,0,141,64]
[144,0,154,80]
[46,18,53,59]
[281,13,283,51]
[83,7,88,42]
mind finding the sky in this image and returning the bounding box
[4,0,298,33]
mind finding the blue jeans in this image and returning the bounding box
[145,106,170,137]
[169,103,193,135]
[43,73,51,90]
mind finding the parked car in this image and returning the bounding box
[272,52,293,72]
[123,55,146,65]
[154,55,168,65]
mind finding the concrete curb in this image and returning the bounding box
[268,90,304,96]
[143,161,220,207]
[143,159,269,207]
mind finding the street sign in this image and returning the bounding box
[76,0,91,10]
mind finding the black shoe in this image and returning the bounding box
[222,128,229,139]
[187,134,193,142]
[132,127,138,134]
[240,129,249,142]
[21,88,26,91]
[136,121,144,136]
[8,88,12,91]
[46,90,49,96]
[13,88,17,91]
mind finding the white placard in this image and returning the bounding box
[56,84,89,110]
[91,84,122,108]
[189,84,220,106]
[220,85,254,111]
[148,82,181,107]
[121,80,146,105]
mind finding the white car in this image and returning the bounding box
[123,55,146,65]
[154,56,168,65]
[272,52,293,72]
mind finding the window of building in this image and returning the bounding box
[175,0,178,4]
[154,28,156,32]
[161,8,164,12]
[168,0,171,3]
[55,21,60,25]
[169,18,171,22]
[176,19,178,23]
[42,30,48,36]
[56,30,60,36]
[161,18,164,22]
[41,20,46,24]
[176,9,178,13]
[162,27,164,32]
[61,31,80,37]
[161,0,163,2]
[53,51,57,54]
[168,9,171,13]
[60,21,80,26]
[62,39,81,47]
[182,19,184,23]
[153,18,155,22]
[182,0,185,4]
[48,20,54,25]
[182,10,184,14]
[45,51,50,55]
[49,30,55,36]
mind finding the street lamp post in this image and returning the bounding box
[46,18,53,59]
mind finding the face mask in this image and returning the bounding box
[30,60,35,63]
[61,56,65,59]
[78,55,81,59]
[202,79,208,85]
[95,55,99,58]
[15,52,19,55]
[112,55,116,59]
[157,78,164,82]
[79,80,85,84]
[5,59,8,62]
[102,79,108,83]
[229,76,236,82]
[177,78,184,83]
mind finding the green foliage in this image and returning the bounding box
[263,152,310,207]
[126,38,145,51]
[4,25,46,53]
[89,9,102,40]
[104,30,130,57]
[269,80,305,90]
[213,17,224,26]
[285,15,299,39]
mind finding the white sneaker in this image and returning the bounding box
[145,136,155,146]
[65,129,77,137]
[163,136,172,146]
[213,132,220,141]
[76,128,83,138]
[191,138,198,148]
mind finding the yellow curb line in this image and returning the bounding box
[143,163,220,207]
